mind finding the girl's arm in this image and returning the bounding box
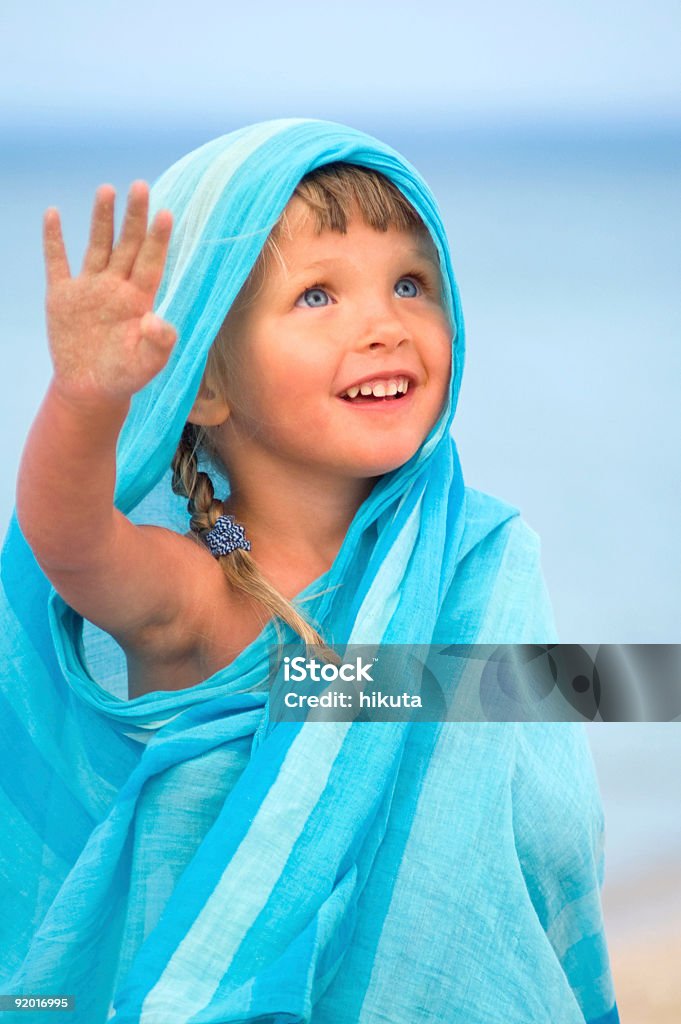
[16,183,207,653]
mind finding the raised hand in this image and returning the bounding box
[43,181,176,407]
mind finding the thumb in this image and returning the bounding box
[139,311,177,350]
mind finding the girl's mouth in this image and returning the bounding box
[335,372,411,403]
[337,387,415,409]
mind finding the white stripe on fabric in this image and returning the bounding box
[347,485,425,644]
[418,398,451,462]
[157,120,304,315]
[357,721,472,1018]
[139,721,351,1022]
[546,888,606,961]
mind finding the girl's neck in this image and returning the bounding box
[222,465,376,587]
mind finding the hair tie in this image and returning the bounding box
[203,514,252,557]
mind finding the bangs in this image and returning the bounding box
[290,162,427,234]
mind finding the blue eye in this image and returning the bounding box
[395,277,420,298]
[296,286,331,308]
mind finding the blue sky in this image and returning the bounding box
[1,0,680,129]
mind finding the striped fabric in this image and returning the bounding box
[0,120,619,1022]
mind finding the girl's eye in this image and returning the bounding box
[295,286,331,308]
[394,276,422,299]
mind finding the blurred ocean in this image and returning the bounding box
[0,122,679,896]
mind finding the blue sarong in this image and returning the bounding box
[0,119,619,1023]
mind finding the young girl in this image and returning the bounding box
[1,119,618,1023]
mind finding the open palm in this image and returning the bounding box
[44,181,176,405]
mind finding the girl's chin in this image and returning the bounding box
[340,447,423,479]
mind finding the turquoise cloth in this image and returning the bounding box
[0,119,618,1023]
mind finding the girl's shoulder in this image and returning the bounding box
[458,487,549,594]
[433,487,557,644]
[458,485,539,562]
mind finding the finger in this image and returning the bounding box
[130,209,173,295]
[139,312,178,372]
[43,208,71,285]
[140,312,177,349]
[82,185,116,274]
[109,180,149,277]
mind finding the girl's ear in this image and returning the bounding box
[187,381,231,427]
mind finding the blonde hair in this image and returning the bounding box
[171,163,437,655]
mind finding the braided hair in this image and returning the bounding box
[171,423,335,657]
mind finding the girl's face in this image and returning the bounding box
[213,197,452,481]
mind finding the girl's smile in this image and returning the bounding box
[198,197,453,483]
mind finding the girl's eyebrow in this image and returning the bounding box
[295,245,439,275]
[408,244,441,269]
[295,257,341,272]
[410,238,443,270]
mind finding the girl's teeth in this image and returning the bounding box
[345,377,410,399]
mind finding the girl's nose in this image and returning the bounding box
[355,303,410,352]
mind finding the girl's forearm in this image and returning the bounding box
[16,381,130,571]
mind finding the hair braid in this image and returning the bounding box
[171,424,339,663]
[171,424,225,532]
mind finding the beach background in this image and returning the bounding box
[1,2,680,1019]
